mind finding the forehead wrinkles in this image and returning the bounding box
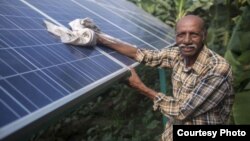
[176,15,204,32]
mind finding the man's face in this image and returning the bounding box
[175,18,205,58]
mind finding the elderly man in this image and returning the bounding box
[96,15,234,141]
[44,14,234,141]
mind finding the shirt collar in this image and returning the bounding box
[191,46,210,75]
[179,45,210,75]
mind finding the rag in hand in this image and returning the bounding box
[44,17,133,47]
[43,18,99,46]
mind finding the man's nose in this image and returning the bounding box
[183,34,192,44]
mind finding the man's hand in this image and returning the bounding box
[127,68,145,90]
[126,68,158,100]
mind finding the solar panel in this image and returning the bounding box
[0,0,175,140]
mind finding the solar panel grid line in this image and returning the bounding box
[0,50,36,75]
[99,0,143,14]
[0,85,32,115]
[0,54,23,77]
[1,6,125,89]
[14,70,69,96]
[0,50,90,95]
[6,78,52,108]
[86,0,140,15]
[94,47,136,69]
[120,13,169,37]
[1,81,40,112]
[21,0,133,70]
[2,0,129,101]
[0,20,68,76]
[21,0,64,27]
[121,12,175,40]
[0,0,121,129]
[0,99,20,118]
[0,87,29,116]
[135,14,175,38]
[71,0,159,50]
[0,0,175,140]
[124,9,175,35]
[93,2,172,45]
[1,0,169,99]
[0,1,135,139]
[19,76,54,102]
[2,79,40,110]
[1,66,127,138]
[0,67,128,140]
[97,0,174,33]
[74,0,173,47]
[24,0,174,50]
[23,0,152,54]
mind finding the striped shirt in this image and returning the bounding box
[135,45,234,141]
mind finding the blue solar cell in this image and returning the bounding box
[7,17,42,29]
[0,16,17,29]
[17,47,54,68]
[0,101,19,127]
[0,0,175,140]
[74,46,102,57]
[0,30,40,47]
[0,49,36,76]
[34,71,69,95]
[16,6,45,19]
[56,64,93,87]
[27,30,60,44]
[0,5,25,16]
[0,39,9,48]
[72,60,106,81]
[43,68,76,93]
[7,75,52,108]
[22,72,65,100]
[27,0,147,66]
[0,0,26,7]
[0,88,28,118]
[74,0,173,49]
[0,80,39,112]
[48,44,89,62]
[91,55,123,73]
[109,52,135,66]
[0,59,17,77]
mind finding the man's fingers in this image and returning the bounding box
[129,67,137,77]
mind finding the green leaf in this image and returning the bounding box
[146,120,160,129]
[233,90,250,124]
[227,32,242,53]
[224,50,241,66]
[245,82,250,89]
[238,50,250,65]
[248,0,250,5]
[239,32,250,52]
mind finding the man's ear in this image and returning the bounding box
[202,30,207,42]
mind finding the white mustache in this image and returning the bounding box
[178,44,197,49]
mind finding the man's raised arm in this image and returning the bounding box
[97,33,138,60]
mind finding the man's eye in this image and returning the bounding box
[177,33,185,38]
[190,33,200,38]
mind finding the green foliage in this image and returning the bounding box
[225,4,250,92]
[128,0,213,27]
[233,90,250,124]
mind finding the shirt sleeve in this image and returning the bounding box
[135,47,179,69]
[153,70,233,121]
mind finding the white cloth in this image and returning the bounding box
[44,17,135,47]
[44,18,97,46]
